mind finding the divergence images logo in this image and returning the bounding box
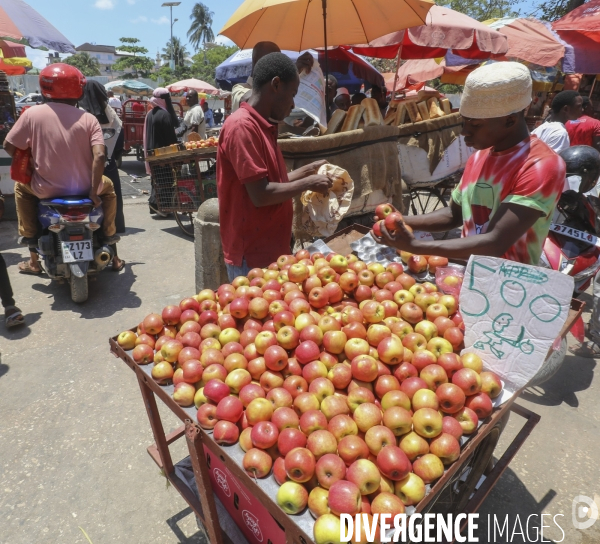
[572,494,600,530]
[213,468,231,497]
[242,510,263,542]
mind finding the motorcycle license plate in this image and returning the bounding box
[550,223,599,246]
[61,240,93,263]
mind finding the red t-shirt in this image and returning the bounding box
[217,103,293,268]
[566,115,600,146]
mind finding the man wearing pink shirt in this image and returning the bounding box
[4,64,122,274]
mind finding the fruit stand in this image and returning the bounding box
[146,146,217,237]
[109,224,583,544]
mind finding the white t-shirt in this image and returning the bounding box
[183,104,206,141]
[531,122,570,154]
[108,97,122,109]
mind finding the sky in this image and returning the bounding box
[22,0,538,69]
[22,0,239,69]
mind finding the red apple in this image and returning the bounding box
[465,392,494,420]
[442,416,464,440]
[300,409,328,435]
[328,480,361,516]
[452,368,482,396]
[285,447,316,483]
[436,383,466,414]
[278,428,308,456]
[377,445,411,481]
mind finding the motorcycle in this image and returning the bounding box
[36,197,114,303]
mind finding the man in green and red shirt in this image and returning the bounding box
[374,62,565,266]
[217,53,332,280]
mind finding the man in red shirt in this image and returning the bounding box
[217,53,332,280]
[566,96,600,152]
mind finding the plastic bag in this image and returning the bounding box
[300,164,354,237]
[294,60,327,126]
[11,147,32,184]
[435,265,465,297]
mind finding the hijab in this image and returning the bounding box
[79,80,109,124]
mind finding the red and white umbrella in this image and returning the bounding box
[167,79,221,96]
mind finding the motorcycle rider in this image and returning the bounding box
[559,146,600,357]
[3,64,123,274]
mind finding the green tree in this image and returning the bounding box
[64,52,101,76]
[112,37,155,78]
[162,37,189,68]
[190,44,238,86]
[439,0,519,21]
[533,0,586,22]
[188,3,215,51]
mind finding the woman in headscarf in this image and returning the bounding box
[144,88,185,216]
[80,79,126,234]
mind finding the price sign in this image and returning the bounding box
[460,256,573,394]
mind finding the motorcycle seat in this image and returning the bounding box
[40,197,94,207]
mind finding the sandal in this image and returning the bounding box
[18,261,42,275]
[111,259,126,272]
[569,341,600,358]
[5,306,24,328]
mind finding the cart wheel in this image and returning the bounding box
[421,417,504,517]
[172,189,198,238]
[407,187,449,240]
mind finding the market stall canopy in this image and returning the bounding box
[392,58,473,89]
[0,0,75,52]
[219,0,434,51]
[105,79,154,97]
[484,17,567,68]
[347,6,508,59]
[215,47,384,93]
[552,0,600,73]
[166,78,220,95]
[0,58,25,74]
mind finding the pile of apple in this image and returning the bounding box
[184,136,218,150]
[117,249,503,544]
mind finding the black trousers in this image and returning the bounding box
[0,253,15,309]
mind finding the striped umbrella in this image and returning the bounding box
[0,0,75,53]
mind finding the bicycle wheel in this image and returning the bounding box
[172,188,198,238]
[407,186,450,240]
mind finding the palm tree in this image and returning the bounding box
[161,37,189,68]
[64,52,101,76]
[187,3,215,51]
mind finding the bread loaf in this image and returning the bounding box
[383,108,397,125]
[362,98,383,127]
[427,97,444,119]
[325,109,347,135]
[405,101,422,123]
[417,101,430,121]
[341,105,365,132]
[395,103,408,126]
[440,98,452,115]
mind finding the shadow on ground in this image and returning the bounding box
[166,507,208,544]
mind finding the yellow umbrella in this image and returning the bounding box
[220,0,435,59]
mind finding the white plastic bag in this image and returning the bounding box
[300,164,354,237]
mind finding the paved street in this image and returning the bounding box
[0,158,599,543]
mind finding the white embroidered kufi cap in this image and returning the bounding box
[460,62,532,119]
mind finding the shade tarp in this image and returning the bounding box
[167,78,220,95]
[348,5,508,60]
[393,58,472,89]
[215,47,384,93]
[105,80,154,96]
[0,0,75,52]
[553,0,600,43]
[219,0,434,51]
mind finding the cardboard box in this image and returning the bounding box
[204,445,285,544]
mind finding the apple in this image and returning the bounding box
[172,382,196,407]
[371,491,406,517]
[322,330,347,355]
[437,352,463,379]
[200,323,220,340]
[328,363,353,390]
[288,263,309,283]
[394,472,426,506]
[465,392,494,419]
[375,203,394,220]
[307,430,338,461]
[196,403,218,429]
[328,256,348,278]
[339,272,359,293]
[480,371,503,399]
[427,337,454,358]
[293,392,320,415]
[247,356,266,380]
[224,353,248,373]
[203,364,227,383]
[433,317,454,336]
[439,294,458,315]
[283,375,309,399]
[425,303,449,321]
[239,384,266,408]
[193,387,208,408]
[412,388,440,411]
[461,352,483,373]
[300,409,328,435]
[285,447,316,483]
[271,407,299,433]
[453,406,479,434]
[376,445,411,481]
[377,336,404,365]
[239,427,254,452]
[402,332,427,355]
[381,390,411,411]
[320,394,350,420]
[267,387,293,409]
[444,327,464,350]
[364,424,396,456]
[219,328,241,347]
[295,340,321,364]
[452,368,482,396]
[361,301,385,324]
[353,403,382,432]
[420,364,449,391]
[117,330,137,350]
[412,408,443,439]
[308,487,330,518]
[411,350,437,372]
[254,330,277,355]
[203,379,230,404]
[344,338,370,361]
[442,415,464,440]
[350,355,379,383]
[251,420,279,450]
[276,480,308,514]
[260,369,284,392]
[313,514,343,544]
[427,255,448,273]
[278,428,308,457]
[337,435,369,466]
[133,343,154,365]
[143,313,164,335]
[381,406,412,438]
[319,315,342,333]
[393,362,418,383]
[328,414,359,442]
[413,453,444,484]
[374,375,400,399]
[346,459,381,495]
[302,361,328,384]
[215,395,243,423]
[429,433,461,464]
[275,326,300,351]
[399,431,429,461]
[400,376,428,400]
[213,420,240,445]
[246,397,274,425]
[347,387,375,411]
[407,255,427,274]
[341,306,364,325]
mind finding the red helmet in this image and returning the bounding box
[39,63,86,100]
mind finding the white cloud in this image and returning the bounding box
[131,15,147,23]
[25,47,51,70]
[151,16,169,24]
[94,0,115,9]
[215,36,235,46]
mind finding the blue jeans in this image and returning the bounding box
[226,259,250,283]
